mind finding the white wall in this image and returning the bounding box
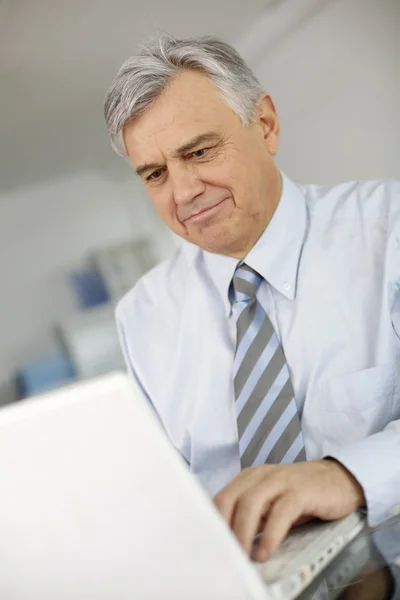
[237,0,399,183]
[1,0,398,403]
[0,166,177,404]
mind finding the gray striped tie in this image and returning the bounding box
[232,264,306,469]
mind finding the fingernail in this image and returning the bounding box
[257,548,270,562]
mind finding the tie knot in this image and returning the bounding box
[232,264,263,303]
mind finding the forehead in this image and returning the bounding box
[123,70,238,162]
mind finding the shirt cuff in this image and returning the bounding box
[322,422,400,527]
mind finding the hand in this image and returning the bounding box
[213,459,365,562]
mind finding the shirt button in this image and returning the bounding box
[283,281,292,292]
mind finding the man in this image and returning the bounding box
[104,35,400,563]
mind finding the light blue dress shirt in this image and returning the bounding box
[116,173,400,528]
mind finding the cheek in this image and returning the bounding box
[230,162,263,208]
[201,161,236,187]
[150,191,183,231]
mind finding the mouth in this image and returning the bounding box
[184,198,229,224]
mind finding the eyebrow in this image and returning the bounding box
[135,131,221,177]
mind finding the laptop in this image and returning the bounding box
[0,372,365,600]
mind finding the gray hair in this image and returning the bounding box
[104,34,263,157]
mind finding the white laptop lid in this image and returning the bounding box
[0,373,269,600]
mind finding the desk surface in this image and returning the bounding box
[298,515,400,599]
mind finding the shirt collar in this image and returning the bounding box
[201,172,308,316]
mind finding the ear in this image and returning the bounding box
[255,93,280,155]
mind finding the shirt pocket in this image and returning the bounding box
[310,363,398,445]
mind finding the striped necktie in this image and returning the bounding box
[232,263,306,468]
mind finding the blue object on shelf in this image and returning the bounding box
[70,267,110,309]
[16,355,76,399]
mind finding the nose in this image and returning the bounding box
[169,164,206,206]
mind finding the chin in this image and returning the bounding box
[188,222,244,256]
[197,236,239,257]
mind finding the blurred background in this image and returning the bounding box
[0,0,399,405]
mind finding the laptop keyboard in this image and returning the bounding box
[254,520,345,582]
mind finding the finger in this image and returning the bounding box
[256,493,303,562]
[232,484,273,556]
[292,514,313,527]
[213,467,259,525]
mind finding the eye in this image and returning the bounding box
[146,168,165,181]
[190,147,209,158]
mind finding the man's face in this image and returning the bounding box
[123,70,281,258]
